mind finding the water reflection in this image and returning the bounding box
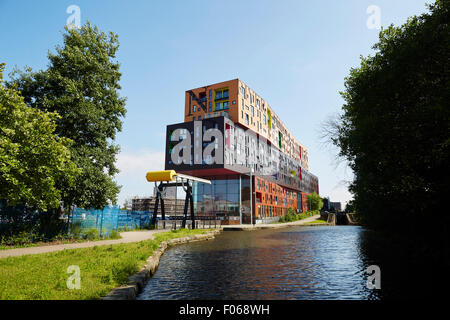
[138,226,381,300]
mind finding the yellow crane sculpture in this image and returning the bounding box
[145,170,211,229]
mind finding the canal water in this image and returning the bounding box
[138,226,381,300]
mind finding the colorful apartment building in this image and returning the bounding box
[165,79,319,224]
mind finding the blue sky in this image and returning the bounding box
[0,0,431,207]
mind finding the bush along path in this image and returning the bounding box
[0,229,217,300]
[278,209,320,223]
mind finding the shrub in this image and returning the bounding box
[279,208,300,223]
[81,228,100,241]
[109,229,121,239]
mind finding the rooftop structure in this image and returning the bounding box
[184,79,309,170]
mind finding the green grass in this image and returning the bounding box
[305,219,328,224]
[0,228,207,300]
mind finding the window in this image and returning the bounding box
[257,99,260,108]
[193,105,196,113]
[241,111,243,118]
[251,106,254,117]
[240,86,245,96]
[209,102,212,112]
[209,89,212,100]
[245,114,249,125]
[215,89,229,100]
[215,101,229,111]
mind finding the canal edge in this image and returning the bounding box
[221,214,333,231]
[101,229,223,300]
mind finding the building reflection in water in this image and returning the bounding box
[138,226,381,300]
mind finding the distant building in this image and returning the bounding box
[330,202,342,212]
[322,196,331,211]
[131,196,185,216]
[153,186,176,198]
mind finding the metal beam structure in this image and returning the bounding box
[146,171,211,229]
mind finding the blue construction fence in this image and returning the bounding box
[70,205,154,237]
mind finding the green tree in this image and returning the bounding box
[0,63,80,211]
[307,192,323,211]
[330,1,449,233]
[10,22,127,209]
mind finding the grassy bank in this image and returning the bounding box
[305,219,328,224]
[276,210,319,223]
[0,229,207,300]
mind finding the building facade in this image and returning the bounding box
[165,79,319,224]
[131,196,185,215]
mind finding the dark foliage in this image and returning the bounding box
[332,0,450,275]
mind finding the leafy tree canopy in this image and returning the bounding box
[307,192,323,211]
[332,1,449,230]
[0,63,80,210]
[10,22,127,209]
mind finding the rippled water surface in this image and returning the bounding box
[138,226,380,300]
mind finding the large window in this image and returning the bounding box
[193,176,242,217]
[215,89,229,100]
[215,101,229,111]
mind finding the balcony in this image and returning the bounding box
[215,91,229,101]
